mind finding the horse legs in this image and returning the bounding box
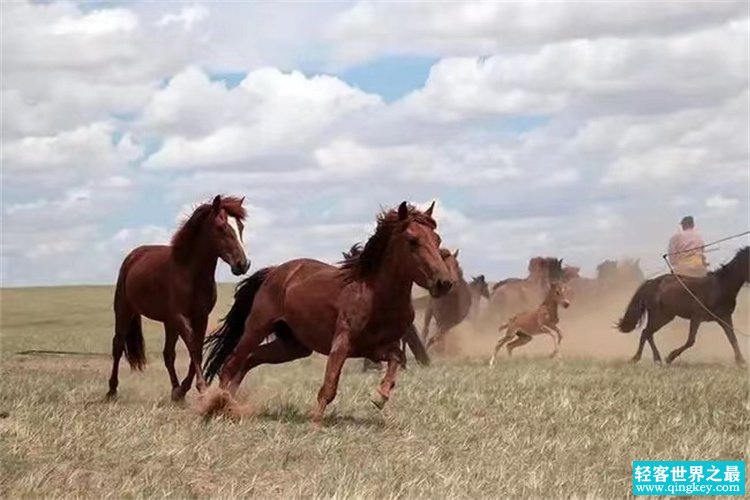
[107,307,135,399]
[219,316,276,395]
[489,326,515,367]
[506,332,532,357]
[715,316,746,366]
[312,326,351,425]
[542,326,559,358]
[162,325,181,401]
[237,336,312,379]
[172,315,208,400]
[666,318,700,364]
[168,314,207,394]
[425,326,446,352]
[630,313,672,364]
[630,330,649,364]
[371,342,404,410]
[421,305,433,343]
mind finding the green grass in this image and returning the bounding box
[1,285,748,498]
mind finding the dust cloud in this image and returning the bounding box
[424,285,750,365]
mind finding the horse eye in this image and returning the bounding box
[409,238,419,249]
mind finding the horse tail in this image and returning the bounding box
[114,258,146,370]
[403,325,430,366]
[617,281,651,333]
[203,267,273,383]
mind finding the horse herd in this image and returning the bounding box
[107,195,749,423]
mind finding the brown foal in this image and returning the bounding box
[489,282,571,366]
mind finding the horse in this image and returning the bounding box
[106,195,250,401]
[201,201,454,424]
[489,281,571,365]
[484,257,564,324]
[338,244,431,372]
[566,259,644,304]
[468,274,490,321]
[422,249,481,350]
[617,246,748,366]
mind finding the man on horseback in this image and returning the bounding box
[667,216,708,277]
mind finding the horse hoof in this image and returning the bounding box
[736,360,747,369]
[370,390,388,410]
[171,388,185,402]
[104,391,117,401]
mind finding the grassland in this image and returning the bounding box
[1,285,748,498]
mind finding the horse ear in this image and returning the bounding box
[425,200,435,217]
[398,201,408,220]
[453,249,459,258]
[240,196,245,205]
[212,195,222,212]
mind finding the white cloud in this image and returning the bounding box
[705,194,740,211]
[399,19,748,123]
[1,1,748,286]
[156,5,209,31]
[141,67,382,170]
[329,1,748,66]
[2,122,141,174]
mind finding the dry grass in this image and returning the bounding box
[1,285,748,498]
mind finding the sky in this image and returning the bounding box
[1,1,748,287]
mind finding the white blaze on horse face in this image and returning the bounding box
[227,216,244,247]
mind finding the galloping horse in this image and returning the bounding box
[202,202,453,423]
[489,281,571,365]
[340,244,431,372]
[423,249,485,350]
[107,195,250,401]
[484,257,564,323]
[618,246,748,366]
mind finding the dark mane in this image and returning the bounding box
[712,246,749,278]
[339,204,436,281]
[171,196,246,265]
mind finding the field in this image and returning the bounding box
[1,284,749,498]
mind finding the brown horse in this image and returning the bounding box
[489,281,571,365]
[484,257,564,324]
[340,244,431,372]
[566,259,644,303]
[202,202,453,424]
[618,246,748,366]
[107,195,250,401]
[423,249,483,350]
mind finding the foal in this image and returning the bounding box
[489,282,571,366]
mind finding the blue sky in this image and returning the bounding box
[2,1,748,286]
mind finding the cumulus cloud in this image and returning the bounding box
[140,67,382,170]
[1,1,748,286]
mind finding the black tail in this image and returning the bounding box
[203,267,273,383]
[617,281,651,333]
[114,263,146,370]
[124,316,146,370]
[403,325,430,366]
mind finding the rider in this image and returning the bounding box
[667,216,708,277]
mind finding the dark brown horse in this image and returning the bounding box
[618,246,748,366]
[202,202,453,424]
[107,195,250,401]
[423,249,483,350]
[468,274,491,321]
